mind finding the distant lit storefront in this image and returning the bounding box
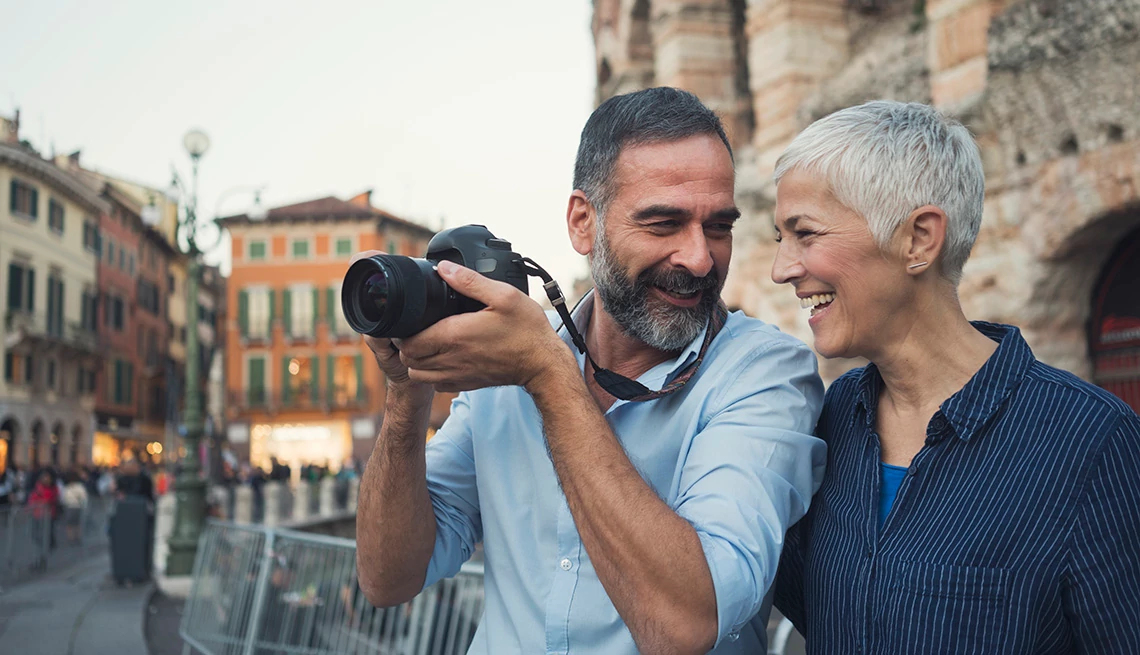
[93,414,166,467]
[248,419,354,473]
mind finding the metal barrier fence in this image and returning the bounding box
[180,521,484,655]
[0,496,113,586]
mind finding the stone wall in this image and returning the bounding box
[593,0,1140,383]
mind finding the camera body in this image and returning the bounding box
[341,225,529,338]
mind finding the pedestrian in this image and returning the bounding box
[355,87,825,653]
[28,470,61,553]
[62,471,89,545]
[0,464,15,506]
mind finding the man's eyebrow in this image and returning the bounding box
[632,205,691,221]
[710,207,741,222]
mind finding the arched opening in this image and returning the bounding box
[1090,227,1140,412]
[0,417,17,475]
[30,420,44,469]
[598,58,613,88]
[50,421,63,467]
[71,424,83,467]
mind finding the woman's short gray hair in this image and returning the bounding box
[774,101,985,284]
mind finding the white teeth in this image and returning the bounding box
[799,293,835,309]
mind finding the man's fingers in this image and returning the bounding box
[436,260,514,306]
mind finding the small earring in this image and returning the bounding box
[907,261,929,270]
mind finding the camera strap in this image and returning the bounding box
[519,258,728,402]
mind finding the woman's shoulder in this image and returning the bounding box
[1022,360,1137,424]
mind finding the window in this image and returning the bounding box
[24,354,34,384]
[83,220,101,254]
[286,284,315,338]
[9,178,38,218]
[335,237,353,257]
[244,287,272,339]
[328,283,351,336]
[282,355,317,405]
[118,248,125,271]
[47,359,56,389]
[48,199,64,234]
[247,356,266,406]
[249,240,267,260]
[387,239,397,254]
[291,238,310,259]
[3,352,13,382]
[106,240,115,265]
[46,275,64,337]
[6,262,34,313]
[112,359,134,405]
[138,280,160,316]
[331,353,364,405]
[108,295,124,332]
[128,254,135,276]
[80,291,98,332]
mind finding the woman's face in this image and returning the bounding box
[771,168,912,360]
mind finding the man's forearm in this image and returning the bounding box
[528,359,719,654]
[356,383,437,606]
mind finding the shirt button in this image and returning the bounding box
[727,632,739,642]
[559,558,572,571]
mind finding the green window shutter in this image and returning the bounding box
[7,263,22,311]
[8,180,15,212]
[354,354,364,401]
[245,359,262,405]
[26,268,34,312]
[126,363,134,405]
[312,287,318,335]
[282,355,292,404]
[310,356,319,404]
[238,290,249,337]
[326,355,335,404]
[282,289,292,337]
[29,187,38,218]
[267,289,276,335]
[326,286,337,334]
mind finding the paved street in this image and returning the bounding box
[0,549,151,655]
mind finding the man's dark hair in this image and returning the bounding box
[573,87,733,219]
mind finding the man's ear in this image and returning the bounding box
[904,205,948,274]
[567,190,596,256]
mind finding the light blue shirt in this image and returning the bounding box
[422,293,826,653]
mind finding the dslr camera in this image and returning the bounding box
[341,225,529,338]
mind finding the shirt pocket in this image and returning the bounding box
[883,562,1010,655]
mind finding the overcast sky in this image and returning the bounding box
[2,0,597,293]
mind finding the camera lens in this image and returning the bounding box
[360,271,389,323]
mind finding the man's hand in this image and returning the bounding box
[396,260,574,393]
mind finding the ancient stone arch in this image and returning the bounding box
[1088,224,1140,411]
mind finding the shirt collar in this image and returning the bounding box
[558,290,708,390]
[852,322,1035,441]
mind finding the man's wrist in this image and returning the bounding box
[386,379,435,406]
[524,344,581,402]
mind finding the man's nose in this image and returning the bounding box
[670,225,714,278]
[771,241,804,285]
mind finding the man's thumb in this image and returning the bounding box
[437,260,496,303]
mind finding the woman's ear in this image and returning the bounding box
[904,205,948,274]
[566,190,596,256]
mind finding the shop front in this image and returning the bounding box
[248,419,353,475]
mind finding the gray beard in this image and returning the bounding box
[590,229,720,352]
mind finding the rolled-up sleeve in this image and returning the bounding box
[672,339,826,647]
[421,392,483,590]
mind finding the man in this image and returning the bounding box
[356,87,825,654]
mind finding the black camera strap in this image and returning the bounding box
[519,258,727,402]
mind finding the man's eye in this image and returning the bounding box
[651,220,680,230]
[707,222,735,234]
[795,230,816,238]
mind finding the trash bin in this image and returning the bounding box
[109,496,153,585]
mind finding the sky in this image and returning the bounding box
[1,0,598,294]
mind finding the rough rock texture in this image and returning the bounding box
[596,0,1140,384]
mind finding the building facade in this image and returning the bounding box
[592,0,1140,411]
[221,191,446,473]
[0,132,104,471]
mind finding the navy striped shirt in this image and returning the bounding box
[775,322,1140,654]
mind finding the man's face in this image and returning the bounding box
[589,135,737,351]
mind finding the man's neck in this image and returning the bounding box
[584,297,679,384]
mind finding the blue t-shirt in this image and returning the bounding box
[878,463,908,528]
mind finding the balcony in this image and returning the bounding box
[228,386,371,414]
[4,311,98,355]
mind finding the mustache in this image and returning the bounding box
[638,266,720,294]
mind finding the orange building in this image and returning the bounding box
[220,191,447,472]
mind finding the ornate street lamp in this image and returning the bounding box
[165,128,262,575]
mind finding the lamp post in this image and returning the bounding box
[165,129,263,575]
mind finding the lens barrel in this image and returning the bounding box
[341,255,454,338]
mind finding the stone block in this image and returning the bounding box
[234,485,253,524]
[930,1,991,72]
[348,478,360,513]
[319,477,337,515]
[931,56,987,109]
[263,481,284,526]
[293,483,311,521]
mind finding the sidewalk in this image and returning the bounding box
[0,549,152,655]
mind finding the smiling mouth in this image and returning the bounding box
[656,285,701,301]
[800,293,836,317]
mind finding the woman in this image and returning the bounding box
[28,470,61,552]
[770,101,1140,654]
[61,470,89,544]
